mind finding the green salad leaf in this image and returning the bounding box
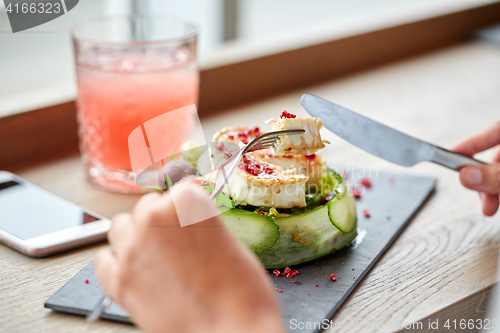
[165,175,174,190]
[203,185,235,209]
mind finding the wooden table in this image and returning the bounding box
[1,41,499,333]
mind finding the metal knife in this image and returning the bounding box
[301,94,484,170]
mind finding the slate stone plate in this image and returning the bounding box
[45,170,436,332]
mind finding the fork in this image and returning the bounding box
[209,129,305,199]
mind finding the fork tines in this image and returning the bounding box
[245,129,305,153]
[246,144,275,153]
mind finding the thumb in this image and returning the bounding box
[459,164,500,194]
[170,183,222,227]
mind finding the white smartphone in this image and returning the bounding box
[0,171,110,257]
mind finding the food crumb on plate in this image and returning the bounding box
[352,187,362,199]
[360,177,372,188]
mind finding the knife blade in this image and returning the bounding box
[301,94,484,170]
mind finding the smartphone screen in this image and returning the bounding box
[0,180,101,240]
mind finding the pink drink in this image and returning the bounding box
[72,16,199,192]
[77,64,198,180]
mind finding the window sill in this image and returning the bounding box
[2,1,499,119]
[1,1,500,170]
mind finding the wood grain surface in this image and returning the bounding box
[1,41,500,332]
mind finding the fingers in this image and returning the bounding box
[94,249,121,301]
[133,192,177,227]
[459,164,500,194]
[452,122,500,156]
[480,192,500,217]
[170,183,222,227]
[492,146,500,163]
[133,185,221,228]
[107,213,134,253]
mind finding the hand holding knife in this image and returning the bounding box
[301,94,499,216]
[301,93,484,170]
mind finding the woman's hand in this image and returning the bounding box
[452,122,500,216]
[94,184,284,333]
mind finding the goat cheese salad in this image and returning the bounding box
[169,111,357,268]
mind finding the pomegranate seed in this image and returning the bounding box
[304,154,316,160]
[228,135,235,140]
[329,273,336,281]
[360,177,372,188]
[363,209,371,217]
[275,288,283,293]
[284,267,291,275]
[84,279,89,284]
[273,269,280,277]
[238,160,264,176]
[257,211,266,216]
[261,164,274,174]
[280,111,297,119]
[352,187,362,199]
[316,284,319,287]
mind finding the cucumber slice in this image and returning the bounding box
[257,203,357,268]
[220,209,280,254]
[328,182,357,233]
[219,169,358,268]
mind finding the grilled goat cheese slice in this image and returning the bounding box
[267,115,325,156]
[212,126,261,145]
[213,126,325,189]
[252,150,325,191]
[211,127,308,208]
[226,157,308,208]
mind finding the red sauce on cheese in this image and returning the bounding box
[238,159,274,176]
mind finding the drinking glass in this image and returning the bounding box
[72,15,199,193]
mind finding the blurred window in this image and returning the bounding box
[0,0,493,116]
